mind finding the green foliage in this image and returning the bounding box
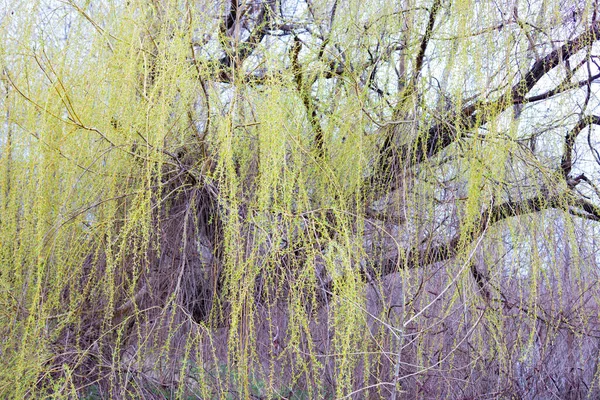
[1,0,600,398]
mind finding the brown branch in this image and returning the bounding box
[368,0,442,187]
[411,0,442,85]
[187,1,211,151]
[561,115,600,180]
[217,1,274,82]
[571,197,600,220]
[471,264,491,301]
[223,0,239,33]
[377,20,600,175]
[378,193,566,276]
[517,72,600,104]
[374,185,600,280]
[290,37,325,157]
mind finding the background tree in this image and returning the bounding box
[1,0,600,398]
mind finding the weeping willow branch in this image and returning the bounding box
[4,1,600,398]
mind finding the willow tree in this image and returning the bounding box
[1,0,600,398]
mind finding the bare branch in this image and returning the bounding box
[411,0,442,85]
[291,36,325,157]
[380,20,600,175]
[561,115,600,180]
